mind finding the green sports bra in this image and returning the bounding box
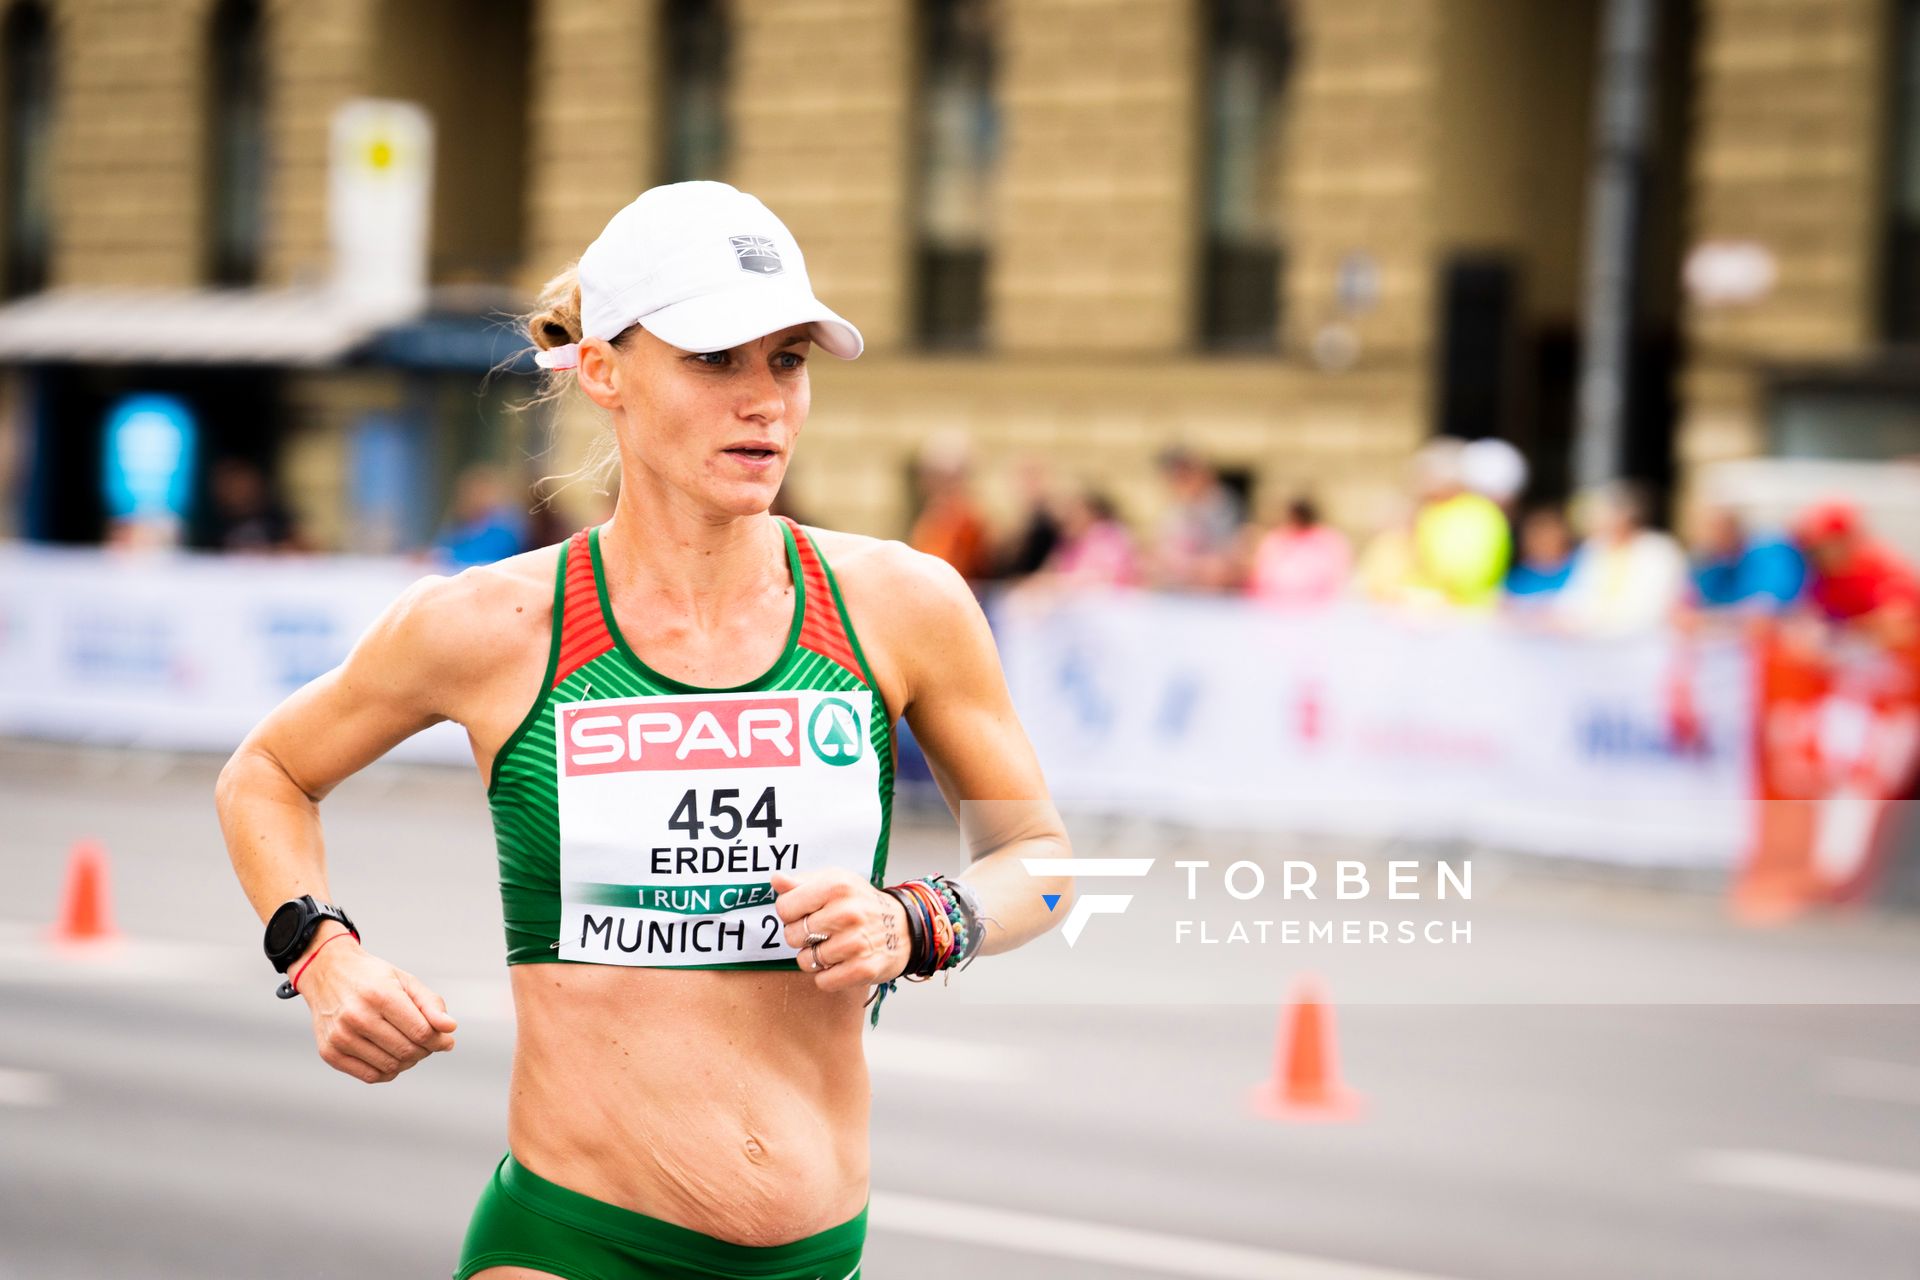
[485,516,895,970]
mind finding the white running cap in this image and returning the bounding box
[534,181,864,370]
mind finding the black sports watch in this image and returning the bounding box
[264,895,358,998]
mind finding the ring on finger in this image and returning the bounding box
[810,940,835,972]
[803,912,828,945]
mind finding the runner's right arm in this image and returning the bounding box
[215,572,490,1084]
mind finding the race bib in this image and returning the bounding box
[553,689,882,965]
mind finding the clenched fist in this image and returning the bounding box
[768,868,911,994]
[294,930,458,1084]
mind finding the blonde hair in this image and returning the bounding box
[504,259,637,501]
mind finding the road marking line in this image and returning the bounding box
[869,1190,1464,1280]
[422,986,1025,1084]
[1689,1149,1920,1215]
[0,924,247,986]
[0,1068,57,1107]
[1826,1058,1920,1108]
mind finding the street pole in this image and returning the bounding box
[1574,0,1661,494]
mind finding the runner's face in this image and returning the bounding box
[590,323,813,516]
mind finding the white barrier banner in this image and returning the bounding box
[0,547,1753,864]
[0,544,471,764]
[991,588,1753,867]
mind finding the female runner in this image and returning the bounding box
[216,180,1073,1279]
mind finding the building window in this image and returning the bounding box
[1888,0,1920,342]
[661,0,729,183]
[368,0,530,285]
[914,0,996,350]
[1199,0,1292,350]
[206,0,266,286]
[3,0,54,298]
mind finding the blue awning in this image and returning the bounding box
[351,310,538,373]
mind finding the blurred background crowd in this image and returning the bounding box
[894,433,1920,650]
[97,425,1920,664]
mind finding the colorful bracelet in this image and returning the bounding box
[934,874,988,969]
[864,874,998,1027]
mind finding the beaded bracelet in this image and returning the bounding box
[863,874,991,1027]
[933,874,989,969]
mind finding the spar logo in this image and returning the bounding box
[807,697,863,766]
[561,696,800,776]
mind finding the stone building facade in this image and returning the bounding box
[0,0,1908,548]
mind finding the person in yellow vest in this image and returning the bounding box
[1414,487,1511,610]
[1358,438,1511,612]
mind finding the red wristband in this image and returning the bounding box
[289,929,354,995]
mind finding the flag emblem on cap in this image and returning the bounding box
[730,234,783,276]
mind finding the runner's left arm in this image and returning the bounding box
[887,550,1074,957]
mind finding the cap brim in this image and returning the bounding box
[638,282,864,360]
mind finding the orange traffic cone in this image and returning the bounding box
[49,840,120,945]
[1248,977,1362,1122]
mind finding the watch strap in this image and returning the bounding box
[265,895,358,973]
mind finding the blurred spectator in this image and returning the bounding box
[1410,437,1511,610]
[998,455,1061,577]
[1461,437,1529,515]
[1150,446,1242,591]
[208,457,302,553]
[1355,500,1437,608]
[435,464,529,569]
[106,515,185,552]
[907,433,992,581]
[1504,505,1575,604]
[1792,499,1920,638]
[1246,493,1350,608]
[1688,504,1805,613]
[1556,480,1687,635]
[1040,489,1138,588]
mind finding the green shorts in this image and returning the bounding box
[454,1153,867,1280]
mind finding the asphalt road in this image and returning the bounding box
[2,742,1917,1280]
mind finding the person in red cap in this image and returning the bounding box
[1793,499,1920,651]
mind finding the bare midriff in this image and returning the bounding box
[504,963,872,1246]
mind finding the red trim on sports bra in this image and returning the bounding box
[779,516,862,680]
[552,530,613,687]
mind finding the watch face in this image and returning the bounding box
[265,900,306,956]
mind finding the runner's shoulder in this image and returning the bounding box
[368,543,563,686]
[801,525,977,623]
[806,521,975,602]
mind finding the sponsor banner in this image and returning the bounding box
[0,543,470,763]
[991,589,1754,867]
[1,545,1757,865]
